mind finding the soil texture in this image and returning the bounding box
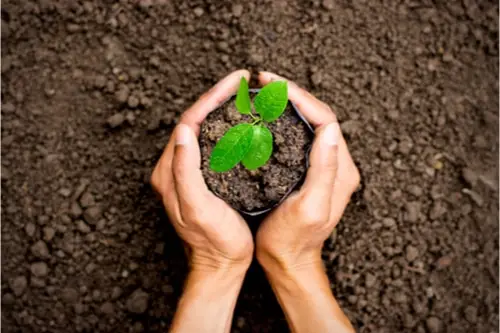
[1,1,498,333]
[200,94,313,212]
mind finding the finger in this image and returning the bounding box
[172,124,211,215]
[259,70,356,190]
[258,71,336,128]
[150,134,183,223]
[181,69,251,135]
[300,122,340,208]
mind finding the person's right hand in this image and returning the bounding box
[256,71,360,274]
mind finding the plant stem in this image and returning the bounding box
[248,113,262,125]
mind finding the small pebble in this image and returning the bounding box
[461,168,478,187]
[464,305,478,323]
[43,227,56,241]
[426,316,442,333]
[31,240,50,259]
[107,113,125,128]
[61,288,79,304]
[9,276,28,296]
[382,217,396,228]
[126,289,149,314]
[30,262,49,277]
[193,7,204,17]
[25,222,36,237]
[70,202,83,218]
[365,273,376,287]
[79,192,95,208]
[127,95,139,108]
[405,245,419,262]
[83,206,102,225]
[232,4,243,17]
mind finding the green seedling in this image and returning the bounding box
[209,77,288,172]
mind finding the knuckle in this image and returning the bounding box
[295,199,328,226]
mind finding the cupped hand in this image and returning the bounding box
[151,70,254,273]
[256,71,360,273]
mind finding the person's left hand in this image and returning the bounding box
[151,69,253,274]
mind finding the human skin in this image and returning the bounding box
[256,71,359,333]
[151,69,358,333]
[151,69,254,333]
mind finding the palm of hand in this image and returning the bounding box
[173,195,254,269]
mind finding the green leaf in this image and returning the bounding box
[254,81,288,122]
[242,125,273,170]
[235,77,251,115]
[209,124,254,172]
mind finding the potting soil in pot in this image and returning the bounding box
[200,94,313,212]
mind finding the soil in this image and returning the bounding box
[1,1,498,333]
[200,94,313,212]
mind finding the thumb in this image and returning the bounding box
[172,124,210,209]
[300,122,340,207]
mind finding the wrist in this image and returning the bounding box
[189,248,252,277]
[188,262,248,286]
[171,257,247,333]
[256,246,322,279]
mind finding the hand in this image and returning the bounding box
[255,71,359,333]
[151,69,254,274]
[256,71,360,274]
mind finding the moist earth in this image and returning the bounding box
[200,95,313,212]
[2,1,499,333]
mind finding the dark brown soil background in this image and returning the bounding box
[1,1,498,332]
[200,95,312,212]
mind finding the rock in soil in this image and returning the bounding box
[9,276,28,296]
[126,289,149,314]
[83,206,102,225]
[426,316,442,333]
[30,241,50,259]
[107,113,125,128]
[30,262,49,277]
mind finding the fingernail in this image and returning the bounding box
[322,122,339,146]
[176,124,191,146]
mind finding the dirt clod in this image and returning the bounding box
[405,245,419,262]
[107,113,125,128]
[43,227,55,242]
[464,305,478,323]
[30,262,49,277]
[83,206,102,225]
[30,241,50,259]
[61,288,79,304]
[426,316,442,333]
[79,192,95,208]
[9,276,27,296]
[126,289,149,314]
[25,222,36,237]
[76,220,91,234]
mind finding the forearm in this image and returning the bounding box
[170,267,245,333]
[264,260,355,333]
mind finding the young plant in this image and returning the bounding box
[209,77,288,172]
